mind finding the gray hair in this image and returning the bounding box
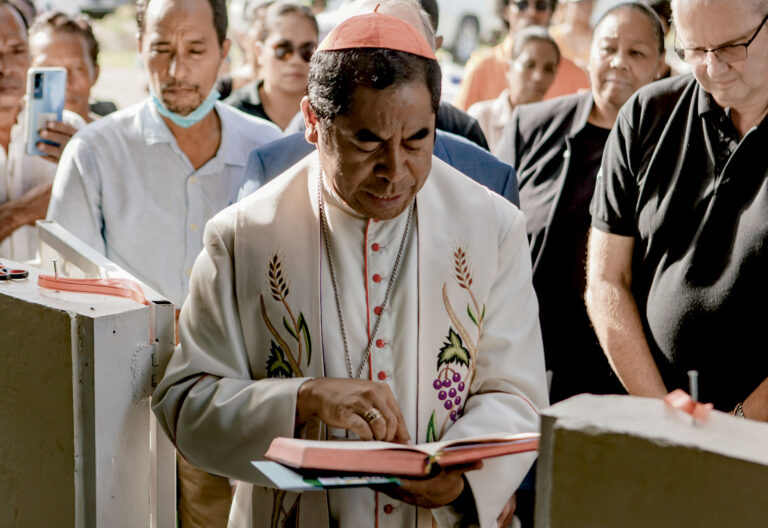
[355,0,437,49]
[595,1,665,55]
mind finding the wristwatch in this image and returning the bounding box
[733,402,745,418]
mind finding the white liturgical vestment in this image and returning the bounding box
[152,152,549,528]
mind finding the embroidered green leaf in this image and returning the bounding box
[426,411,438,443]
[283,317,298,340]
[298,312,312,366]
[481,304,486,320]
[266,341,292,378]
[467,304,478,327]
[438,328,471,368]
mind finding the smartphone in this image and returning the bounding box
[24,67,67,157]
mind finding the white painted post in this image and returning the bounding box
[0,221,176,527]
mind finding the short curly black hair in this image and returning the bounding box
[307,48,441,126]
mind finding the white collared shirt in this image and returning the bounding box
[468,89,515,154]
[47,99,281,306]
[0,109,85,261]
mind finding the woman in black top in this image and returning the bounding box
[495,2,667,403]
[224,2,318,130]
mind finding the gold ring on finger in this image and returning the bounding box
[363,408,383,424]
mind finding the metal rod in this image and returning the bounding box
[688,370,699,402]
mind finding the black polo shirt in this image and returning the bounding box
[590,74,768,411]
[223,80,273,124]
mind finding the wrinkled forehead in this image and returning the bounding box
[143,0,215,38]
[330,82,435,132]
[0,4,28,43]
[30,28,85,53]
[594,8,652,41]
[673,0,765,46]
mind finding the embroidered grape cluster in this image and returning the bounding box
[433,367,466,421]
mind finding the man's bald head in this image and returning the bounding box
[355,0,436,49]
[672,0,768,16]
[418,0,439,32]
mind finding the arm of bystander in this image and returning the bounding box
[585,228,668,398]
[0,183,51,243]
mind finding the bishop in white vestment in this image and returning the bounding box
[153,9,548,528]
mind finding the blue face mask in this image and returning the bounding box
[150,86,221,128]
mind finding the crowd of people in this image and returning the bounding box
[1,0,767,526]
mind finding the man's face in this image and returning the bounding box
[506,0,554,33]
[674,0,768,111]
[30,30,97,118]
[304,81,436,220]
[139,0,230,115]
[0,5,30,112]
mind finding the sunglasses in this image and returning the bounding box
[272,41,316,62]
[512,0,552,11]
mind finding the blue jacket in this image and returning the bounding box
[238,131,519,206]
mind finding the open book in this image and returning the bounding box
[263,432,539,478]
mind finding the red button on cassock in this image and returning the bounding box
[377,371,387,380]
[372,243,381,251]
[383,504,394,514]
[374,306,383,316]
[372,274,382,283]
[376,339,385,348]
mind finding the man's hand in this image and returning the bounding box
[497,493,517,528]
[296,378,411,443]
[36,120,78,164]
[0,183,52,243]
[380,462,482,509]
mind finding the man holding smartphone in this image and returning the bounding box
[47,0,281,525]
[0,0,82,261]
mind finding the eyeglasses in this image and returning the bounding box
[512,0,552,12]
[674,11,768,65]
[272,41,316,62]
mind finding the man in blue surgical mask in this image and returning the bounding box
[47,0,281,524]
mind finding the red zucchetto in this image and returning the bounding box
[317,4,436,60]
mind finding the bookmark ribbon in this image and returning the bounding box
[38,275,148,306]
[663,389,713,421]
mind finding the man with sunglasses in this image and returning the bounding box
[587,0,768,421]
[47,0,281,525]
[454,0,589,111]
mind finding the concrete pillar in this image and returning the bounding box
[536,394,768,528]
[0,260,174,527]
